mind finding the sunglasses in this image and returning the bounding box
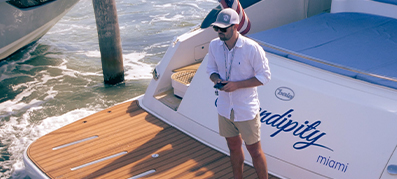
[213,25,233,32]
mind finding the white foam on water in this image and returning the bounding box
[0,73,30,83]
[0,106,99,179]
[0,58,103,178]
[150,13,185,23]
[70,51,153,80]
[53,58,102,78]
[153,3,173,8]
[123,52,153,80]
[46,26,74,35]
[1,77,47,118]
[185,3,202,10]
[0,46,38,81]
[84,50,101,58]
[143,41,171,51]
[0,57,102,119]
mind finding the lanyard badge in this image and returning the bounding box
[215,44,235,96]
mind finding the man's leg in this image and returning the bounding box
[246,141,268,179]
[226,135,244,179]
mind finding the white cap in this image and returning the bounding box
[211,8,240,28]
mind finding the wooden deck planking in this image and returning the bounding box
[29,103,155,153]
[30,114,165,170]
[27,100,278,178]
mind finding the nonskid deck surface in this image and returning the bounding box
[27,100,278,178]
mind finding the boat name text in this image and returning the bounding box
[214,99,332,151]
[260,108,333,151]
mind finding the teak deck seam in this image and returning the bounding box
[27,100,278,178]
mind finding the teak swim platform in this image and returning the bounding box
[26,100,278,178]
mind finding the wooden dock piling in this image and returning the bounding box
[93,0,124,85]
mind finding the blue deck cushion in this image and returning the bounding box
[248,12,397,89]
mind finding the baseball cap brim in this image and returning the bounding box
[211,22,231,28]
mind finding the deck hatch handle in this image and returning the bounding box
[53,135,99,150]
[71,151,128,171]
[129,169,156,179]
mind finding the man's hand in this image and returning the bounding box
[221,81,238,92]
[210,74,263,92]
[210,73,223,85]
[222,77,263,92]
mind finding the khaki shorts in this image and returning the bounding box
[218,109,261,145]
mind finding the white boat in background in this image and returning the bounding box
[0,0,79,61]
[23,0,397,178]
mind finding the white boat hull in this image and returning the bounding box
[0,0,79,60]
[141,0,397,178]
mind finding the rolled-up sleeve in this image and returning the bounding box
[206,41,219,78]
[252,43,271,85]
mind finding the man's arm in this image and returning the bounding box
[222,77,262,92]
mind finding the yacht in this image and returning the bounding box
[0,0,79,60]
[23,0,397,178]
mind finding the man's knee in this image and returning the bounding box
[246,141,263,157]
[226,136,243,151]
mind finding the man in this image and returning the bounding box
[206,8,271,179]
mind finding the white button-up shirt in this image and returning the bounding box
[207,34,271,122]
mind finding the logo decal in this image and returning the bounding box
[275,87,295,101]
[223,14,230,22]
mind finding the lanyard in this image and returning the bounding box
[215,43,236,96]
[223,43,236,81]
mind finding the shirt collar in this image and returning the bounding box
[235,33,243,48]
[217,33,243,48]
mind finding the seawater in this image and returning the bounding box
[0,0,217,178]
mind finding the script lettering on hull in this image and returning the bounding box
[214,98,332,151]
[260,108,333,151]
[317,155,348,173]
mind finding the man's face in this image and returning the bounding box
[214,25,234,41]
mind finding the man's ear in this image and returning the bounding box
[233,25,238,32]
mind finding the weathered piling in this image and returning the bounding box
[92,0,124,85]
